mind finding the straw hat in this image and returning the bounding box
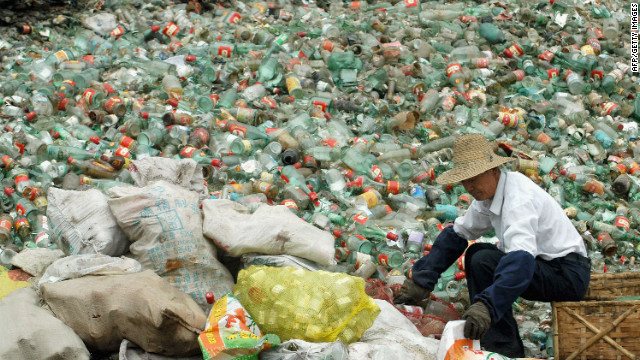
[435,134,515,185]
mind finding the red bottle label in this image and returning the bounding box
[602,102,619,115]
[163,22,180,37]
[446,63,462,78]
[228,124,247,137]
[0,219,12,232]
[377,254,390,267]
[15,218,29,230]
[180,146,196,158]
[352,214,368,225]
[386,181,400,194]
[370,165,384,182]
[615,216,631,231]
[115,146,130,158]
[104,97,123,114]
[82,88,98,105]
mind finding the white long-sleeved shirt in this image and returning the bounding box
[453,171,587,260]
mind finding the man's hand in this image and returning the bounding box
[463,302,491,339]
[394,279,431,306]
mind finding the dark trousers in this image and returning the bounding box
[465,243,591,357]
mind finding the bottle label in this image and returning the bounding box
[352,214,369,225]
[583,179,604,195]
[360,191,378,208]
[15,218,29,231]
[517,159,538,172]
[15,174,29,186]
[163,22,180,37]
[62,79,76,87]
[404,0,419,7]
[256,181,273,195]
[377,254,390,267]
[54,50,70,62]
[281,199,298,212]
[602,101,619,115]
[34,232,49,246]
[587,38,601,53]
[512,70,525,81]
[0,219,11,232]
[441,96,455,112]
[615,216,631,231]
[608,69,624,82]
[1,155,13,168]
[500,111,519,128]
[370,165,384,182]
[180,146,196,158]
[446,63,462,78]
[286,76,302,94]
[503,43,523,58]
[536,132,552,144]
[580,45,595,56]
[547,69,560,79]
[538,51,554,61]
[608,156,624,164]
[322,39,334,52]
[33,196,47,208]
[114,146,130,158]
[225,11,242,24]
[312,99,328,112]
[629,161,640,174]
[110,25,125,38]
[323,137,338,147]
[612,163,627,175]
[235,108,253,123]
[104,97,123,114]
[475,58,489,68]
[260,96,276,109]
[350,1,362,9]
[597,233,613,244]
[216,44,233,58]
[228,123,248,138]
[82,88,98,105]
[386,181,400,195]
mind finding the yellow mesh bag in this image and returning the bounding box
[233,266,380,344]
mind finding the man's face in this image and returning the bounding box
[461,168,500,201]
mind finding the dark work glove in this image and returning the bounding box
[463,302,492,339]
[394,279,431,307]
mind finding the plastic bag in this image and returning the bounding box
[37,254,142,288]
[436,321,544,360]
[47,188,129,256]
[198,294,280,360]
[108,181,234,309]
[41,270,205,356]
[347,299,439,360]
[260,339,348,360]
[202,199,336,266]
[233,266,380,344]
[437,320,480,360]
[0,287,90,360]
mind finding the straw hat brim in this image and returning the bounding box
[435,155,515,185]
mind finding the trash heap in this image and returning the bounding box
[0,0,635,358]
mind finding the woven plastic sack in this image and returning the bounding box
[108,181,234,309]
[233,266,380,344]
[198,294,280,360]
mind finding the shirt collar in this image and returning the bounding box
[488,172,507,215]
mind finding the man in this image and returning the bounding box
[395,133,591,357]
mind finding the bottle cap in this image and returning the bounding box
[386,232,398,241]
[205,291,215,304]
